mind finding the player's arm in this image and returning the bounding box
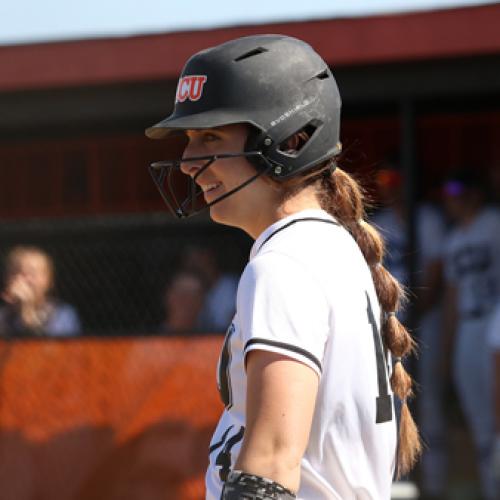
[2,275,43,330]
[233,350,319,494]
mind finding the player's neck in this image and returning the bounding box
[243,185,322,240]
[275,185,323,220]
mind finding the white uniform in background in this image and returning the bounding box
[487,302,500,499]
[372,204,446,496]
[444,207,500,500]
[372,204,445,304]
[206,209,397,500]
[488,304,500,350]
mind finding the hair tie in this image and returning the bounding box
[323,161,337,177]
[385,311,396,322]
[394,356,402,364]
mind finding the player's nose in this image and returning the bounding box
[180,159,203,178]
[180,141,204,178]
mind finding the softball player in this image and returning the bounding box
[146,35,420,499]
[372,165,447,498]
[442,171,500,500]
[487,302,500,498]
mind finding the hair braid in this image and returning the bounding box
[318,166,421,477]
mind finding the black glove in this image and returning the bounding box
[221,470,296,500]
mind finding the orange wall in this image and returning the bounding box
[0,336,224,500]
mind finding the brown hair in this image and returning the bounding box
[316,163,421,477]
[272,128,420,475]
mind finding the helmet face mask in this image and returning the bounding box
[149,150,274,218]
[146,34,342,218]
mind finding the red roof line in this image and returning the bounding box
[0,4,499,92]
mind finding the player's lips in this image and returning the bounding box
[200,181,223,201]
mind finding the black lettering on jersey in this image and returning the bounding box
[218,323,236,409]
[209,425,234,454]
[366,292,393,424]
[215,425,245,482]
[452,244,492,275]
[451,244,497,317]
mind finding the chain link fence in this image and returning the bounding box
[0,213,252,336]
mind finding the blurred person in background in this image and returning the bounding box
[485,159,500,498]
[442,169,500,500]
[484,160,500,497]
[371,156,447,500]
[181,245,238,332]
[160,269,207,334]
[0,246,81,337]
[487,303,500,498]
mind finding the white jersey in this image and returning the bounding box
[206,209,397,500]
[487,303,500,349]
[444,208,500,320]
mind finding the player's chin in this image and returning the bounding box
[208,203,227,224]
[209,200,237,227]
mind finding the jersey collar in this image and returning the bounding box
[250,209,337,260]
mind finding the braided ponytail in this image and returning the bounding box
[318,165,421,477]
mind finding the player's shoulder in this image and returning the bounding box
[241,249,308,285]
[237,250,331,317]
[258,222,353,272]
[241,241,334,292]
[243,209,360,284]
[255,209,347,253]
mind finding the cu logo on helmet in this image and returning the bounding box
[176,75,208,103]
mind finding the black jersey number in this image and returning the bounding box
[366,292,393,424]
[209,425,245,482]
[218,323,235,408]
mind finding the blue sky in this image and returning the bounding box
[0,0,496,45]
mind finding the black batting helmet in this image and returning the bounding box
[146,34,342,217]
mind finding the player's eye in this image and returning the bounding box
[202,132,221,143]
